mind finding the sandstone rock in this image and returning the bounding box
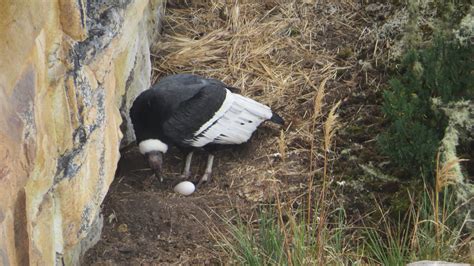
[0,0,164,264]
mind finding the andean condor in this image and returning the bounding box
[130,74,284,186]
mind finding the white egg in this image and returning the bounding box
[173,181,195,196]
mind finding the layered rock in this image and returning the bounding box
[0,0,163,264]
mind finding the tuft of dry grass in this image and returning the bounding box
[316,99,341,265]
[323,101,341,152]
[433,152,470,258]
[306,76,327,225]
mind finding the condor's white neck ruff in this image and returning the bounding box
[139,139,168,154]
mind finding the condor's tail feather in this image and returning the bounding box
[270,112,284,125]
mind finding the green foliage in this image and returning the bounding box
[220,187,471,264]
[379,35,473,179]
[364,186,470,264]
[221,209,288,265]
[365,220,411,266]
[431,0,472,27]
[220,206,364,265]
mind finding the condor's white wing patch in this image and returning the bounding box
[185,89,272,147]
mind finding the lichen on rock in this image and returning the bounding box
[433,99,474,229]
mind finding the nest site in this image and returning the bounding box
[85,0,386,264]
[151,0,378,202]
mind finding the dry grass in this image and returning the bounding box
[153,1,338,107]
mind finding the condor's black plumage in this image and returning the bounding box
[130,74,284,185]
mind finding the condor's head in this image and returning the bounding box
[138,139,168,182]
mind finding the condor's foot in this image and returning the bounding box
[196,172,212,188]
[143,174,161,188]
[196,154,214,188]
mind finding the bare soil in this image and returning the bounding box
[81,148,233,265]
[83,130,286,265]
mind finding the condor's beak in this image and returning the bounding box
[146,151,163,182]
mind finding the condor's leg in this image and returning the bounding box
[197,153,214,187]
[181,151,194,179]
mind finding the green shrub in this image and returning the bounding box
[379,35,473,179]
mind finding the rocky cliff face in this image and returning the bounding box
[0,0,163,264]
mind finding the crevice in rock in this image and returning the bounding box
[13,189,29,266]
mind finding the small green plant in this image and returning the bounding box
[364,184,471,264]
[379,34,473,179]
[216,156,472,265]
[217,204,362,265]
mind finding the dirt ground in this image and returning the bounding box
[84,1,397,264]
[83,128,286,265]
[82,148,230,265]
